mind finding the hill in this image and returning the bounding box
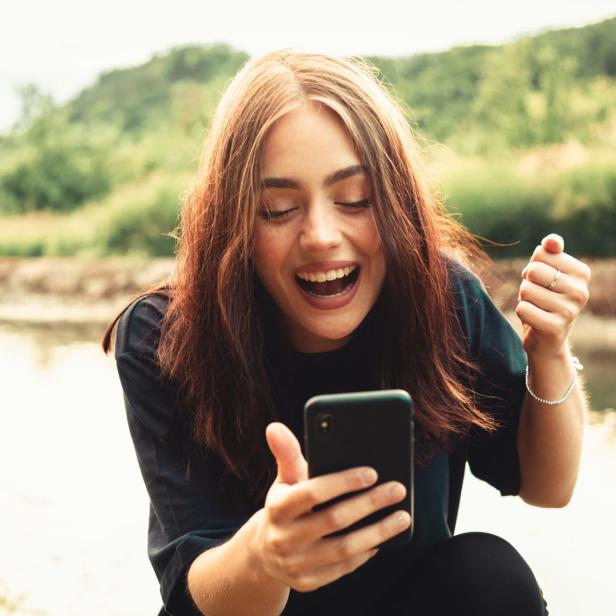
[0,18,615,257]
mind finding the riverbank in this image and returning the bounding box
[0,256,614,347]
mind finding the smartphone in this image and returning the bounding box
[303,389,414,549]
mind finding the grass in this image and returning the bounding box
[0,171,191,257]
[429,143,616,257]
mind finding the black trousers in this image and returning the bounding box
[382,532,549,615]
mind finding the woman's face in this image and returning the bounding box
[253,101,386,353]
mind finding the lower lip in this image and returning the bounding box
[295,270,361,310]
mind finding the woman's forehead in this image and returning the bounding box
[260,104,356,165]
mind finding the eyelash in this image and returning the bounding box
[258,198,372,221]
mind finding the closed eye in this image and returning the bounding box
[258,207,298,221]
[337,198,372,209]
[258,198,371,222]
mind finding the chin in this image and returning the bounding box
[304,320,358,347]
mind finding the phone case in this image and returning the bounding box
[303,389,414,549]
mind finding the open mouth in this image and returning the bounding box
[295,265,360,298]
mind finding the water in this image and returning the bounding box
[1,321,615,615]
[0,321,159,616]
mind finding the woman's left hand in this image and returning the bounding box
[515,233,591,360]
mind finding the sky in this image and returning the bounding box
[1,0,615,132]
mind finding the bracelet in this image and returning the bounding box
[524,356,583,406]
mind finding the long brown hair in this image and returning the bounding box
[102,49,496,504]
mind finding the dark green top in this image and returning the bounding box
[114,262,527,616]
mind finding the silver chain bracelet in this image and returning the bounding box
[524,356,584,406]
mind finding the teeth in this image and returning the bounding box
[297,265,356,282]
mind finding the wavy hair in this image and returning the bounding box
[103,49,496,505]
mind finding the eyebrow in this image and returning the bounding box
[261,164,368,190]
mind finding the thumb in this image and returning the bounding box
[266,422,308,486]
[541,233,564,254]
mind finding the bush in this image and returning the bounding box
[441,153,616,257]
[97,180,184,256]
[0,172,189,257]
[1,144,111,213]
[0,108,114,214]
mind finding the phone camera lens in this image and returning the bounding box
[316,413,333,438]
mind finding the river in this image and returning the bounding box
[0,320,614,615]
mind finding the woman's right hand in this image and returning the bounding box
[248,422,411,593]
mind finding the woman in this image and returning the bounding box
[102,49,590,616]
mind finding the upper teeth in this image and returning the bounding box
[296,265,357,283]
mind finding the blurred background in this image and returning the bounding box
[1,1,615,614]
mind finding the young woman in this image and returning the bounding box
[102,49,590,616]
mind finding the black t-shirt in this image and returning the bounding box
[114,262,527,616]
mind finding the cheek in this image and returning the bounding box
[252,226,288,284]
[363,224,386,284]
[360,220,384,262]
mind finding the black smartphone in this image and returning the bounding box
[303,389,414,549]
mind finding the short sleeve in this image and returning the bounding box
[115,296,251,615]
[449,262,527,497]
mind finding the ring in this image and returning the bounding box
[546,268,561,291]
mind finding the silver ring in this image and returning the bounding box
[546,268,561,291]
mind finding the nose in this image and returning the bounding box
[298,203,342,253]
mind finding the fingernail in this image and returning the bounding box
[389,483,406,499]
[362,468,378,485]
[394,511,410,528]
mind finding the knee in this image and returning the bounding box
[415,532,546,615]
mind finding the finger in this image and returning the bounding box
[515,300,569,338]
[541,233,564,254]
[266,422,308,486]
[271,466,378,522]
[518,278,581,319]
[519,271,588,313]
[292,481,407,545]
[529,247,591,280]
[289,548,378,593]
[524,261,568,294]
[298,481,406,539]
[305,509,411,570]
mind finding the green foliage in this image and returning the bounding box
[0,234,45,257]
[442,162,552,255]
[0,106,113,213]
[550,164,616,256]
[525,17,616,78]
[1,18,616,256]
[1,144,110,214]
[369,45,493,140]
[439,151,616,257]
[0,172,190,257]
[11,83,54,133]
[68,43,247,135]
[472,44,537,148]
[97,182,181,256]
[370,17,616,151]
